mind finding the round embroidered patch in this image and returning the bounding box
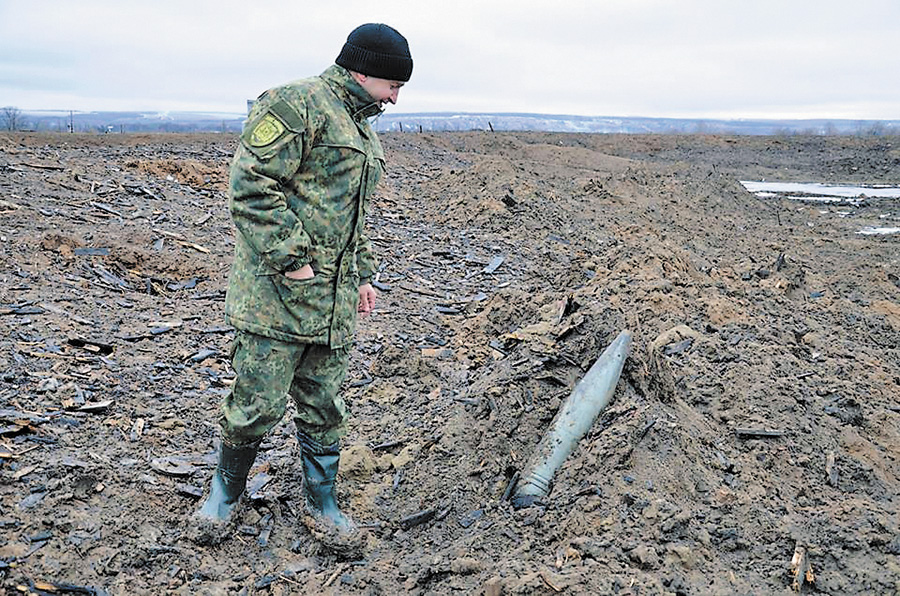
[249,113,286,147]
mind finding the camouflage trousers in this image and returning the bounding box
[219,331,350,447]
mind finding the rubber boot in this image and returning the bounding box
[297,431,363,556]
[189,440,259,545]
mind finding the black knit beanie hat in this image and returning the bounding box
[336,23,413,82]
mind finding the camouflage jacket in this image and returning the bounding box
[224,65,383,348]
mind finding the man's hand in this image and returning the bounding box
[358,283,377,317]
[285,264,315,280]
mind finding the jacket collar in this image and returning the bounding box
[320,65,383,121]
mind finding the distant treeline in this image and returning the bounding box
[7,109,900,136]
[10,110,244,134]
[372,113,900,136]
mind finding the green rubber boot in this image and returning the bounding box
[190,440,259,545]
[297,431,363,555]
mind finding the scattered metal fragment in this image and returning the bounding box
[188,348,217,362]
[457,509,484,528]
[150,457,197,477]
[826,451,839,487]
[734,428,785,439]
[371,438,405,451]
[74,247,111,256]
[399,507,437,530]
[663,338,693,355]
[77,400,114,414]
[67,337,114,355]
[247,471,272,499]
[482,255,505,274]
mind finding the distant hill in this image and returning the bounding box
[373,112,900,136]
[16,110,246,133]
[13,109,900,136]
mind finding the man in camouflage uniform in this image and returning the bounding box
[192,23,412,552]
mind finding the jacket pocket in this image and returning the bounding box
[272,273,334,336]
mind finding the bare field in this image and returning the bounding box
[1,131,899,594]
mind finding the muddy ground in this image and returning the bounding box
[0,131,898,595]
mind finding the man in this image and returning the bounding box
[191,23,412,553]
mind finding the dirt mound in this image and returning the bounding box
[1,131,898,594]
[125,158,227,190]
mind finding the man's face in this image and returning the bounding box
[355,74,405,108]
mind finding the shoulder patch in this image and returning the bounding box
[249,113,286,147]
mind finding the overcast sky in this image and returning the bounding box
[1,0,899,120]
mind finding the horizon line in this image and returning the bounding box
[13,108,900,123]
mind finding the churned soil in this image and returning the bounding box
[1,131,898,595]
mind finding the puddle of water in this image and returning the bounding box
[741,181,900,235]
[856,227,900,235]
[740,181,900,200]
[786,195,862,204]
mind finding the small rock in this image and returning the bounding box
[458,509,483,529]
[886,536,900,555]
[342,444,376,480]
[156,418,184,430]
[150,457,196,477]
[450,557,483,574]
[650,325,700,353]
[36,377,61,393]
[58,382,85,407]
[666,544,697,568]
[570,536,608,560]
[628,545,658,568]
[392,443,420,469]
[375,453,394,472]
[18,491,47,510]
[801,332,822,347]
[484,576,505,596]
